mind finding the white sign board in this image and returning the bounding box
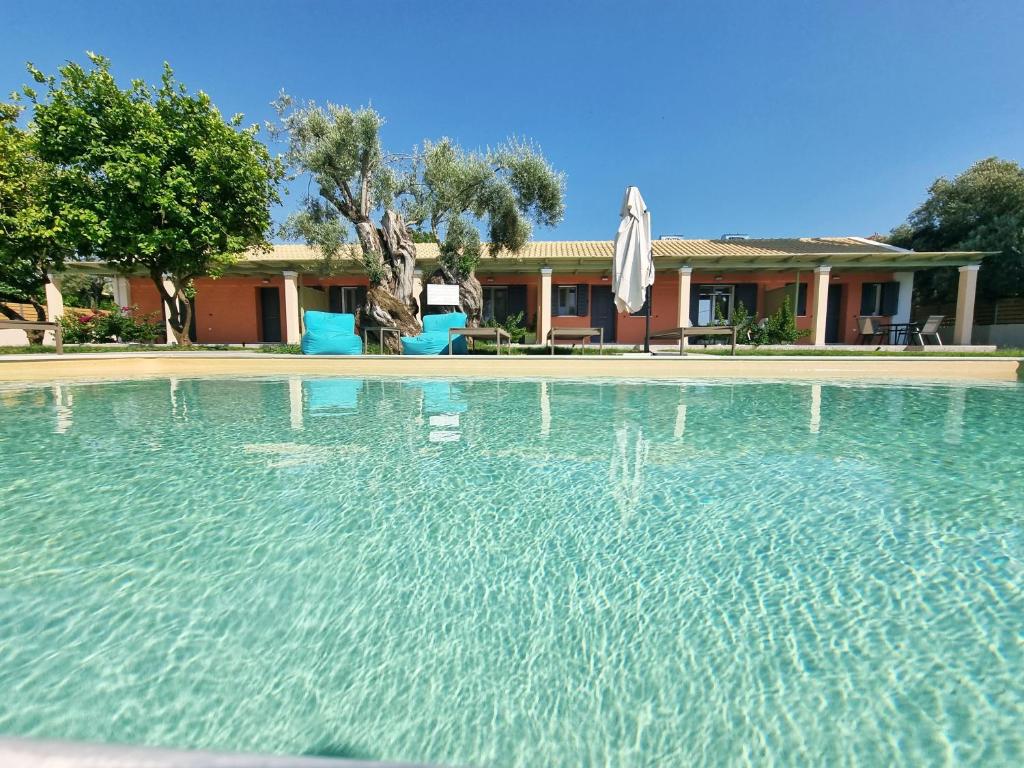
[426,283,460,305]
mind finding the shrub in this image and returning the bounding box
[58,306,162,344]
[485,310,529,343]
[744,296,809,346]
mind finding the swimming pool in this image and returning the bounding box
[0,376,1021,766]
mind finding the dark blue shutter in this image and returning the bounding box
[328,286,343,313]
[689,284,700,326]
[507,285,527,319]
[880,282,900,315]
[734,284,757,316]
[797,284,807,316]
[576,284,589,317]
[551,284,559,317]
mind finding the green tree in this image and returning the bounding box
[275,99,564,343]
[888,157,1024,303]
[26,53,283,343]
[404,138,564,323]
[0,101,68,334]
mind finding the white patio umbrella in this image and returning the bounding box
[612,186,655,351]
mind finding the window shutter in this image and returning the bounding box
[507,285,527,319]
[551,284,560,317]
[880,282,900,316]
[689,285,700,326]
[328,286,342,313]
[576,284,589,317]
[797,284,808,317]
[860,283,877,315]
[734,284,758,316]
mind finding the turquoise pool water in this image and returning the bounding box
[0,376,1021,766]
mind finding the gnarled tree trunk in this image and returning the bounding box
[355,209,421,352]
[426,266,482,328]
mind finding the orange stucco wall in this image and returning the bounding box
[130,269,899,345]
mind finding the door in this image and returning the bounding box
[696,285,734,326]
[258,287,282,343]
[825,284,843,344]
[589,285,616,342]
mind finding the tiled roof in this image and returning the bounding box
[246,237,906,263]
[64,236,986,275]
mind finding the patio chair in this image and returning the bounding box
[911,315,945,346]
[401,312,469,355]
[857,316,889,345]
[301,311,363,355]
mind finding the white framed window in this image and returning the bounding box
[555,286,578,316]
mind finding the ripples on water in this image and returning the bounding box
[0,377,1021,766]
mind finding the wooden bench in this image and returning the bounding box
[648,325,736,356]
[449,326,511,355]
[0,319,63,353]
[546,327,604,354]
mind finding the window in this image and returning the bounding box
[696,285,734,326]
[861,283,882,315]
[482,286,509,323]
[859,282,900,316]
[329,286,362,314]
[555,285,578,316]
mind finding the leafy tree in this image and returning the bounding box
[888,157,1024,303]
[26,53,283,343]
[404,138,564,323]
[275,99,564,344]
[0,101,68,334]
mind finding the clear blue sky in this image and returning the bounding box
[5,0,1023,241]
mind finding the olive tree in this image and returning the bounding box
[275,98,564,343]
[27,53,283,343]
[404,138,565,324]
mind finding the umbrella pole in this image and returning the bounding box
[644,285,651,353]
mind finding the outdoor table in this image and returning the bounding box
[449,326,511,355]
[648,325,737,356]
[362,326,402,354]
[884,322,917,345]
[546,327,604,354]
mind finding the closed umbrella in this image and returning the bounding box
[612,186,654,351]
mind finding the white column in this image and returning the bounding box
[412,269,424,323]
[111,275,132,309]
[282,270,301,344]
[810,265,831,346]
[44,273,64,346]
[892,271,914,327]
[677,267,692,327]
[161,276,177,345]
[953,264,979,345]
[538,267,552,345]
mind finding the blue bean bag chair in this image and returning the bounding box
[301,311,363,355]
[401,312,468,355]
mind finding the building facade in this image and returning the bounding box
[57,237,988,346]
